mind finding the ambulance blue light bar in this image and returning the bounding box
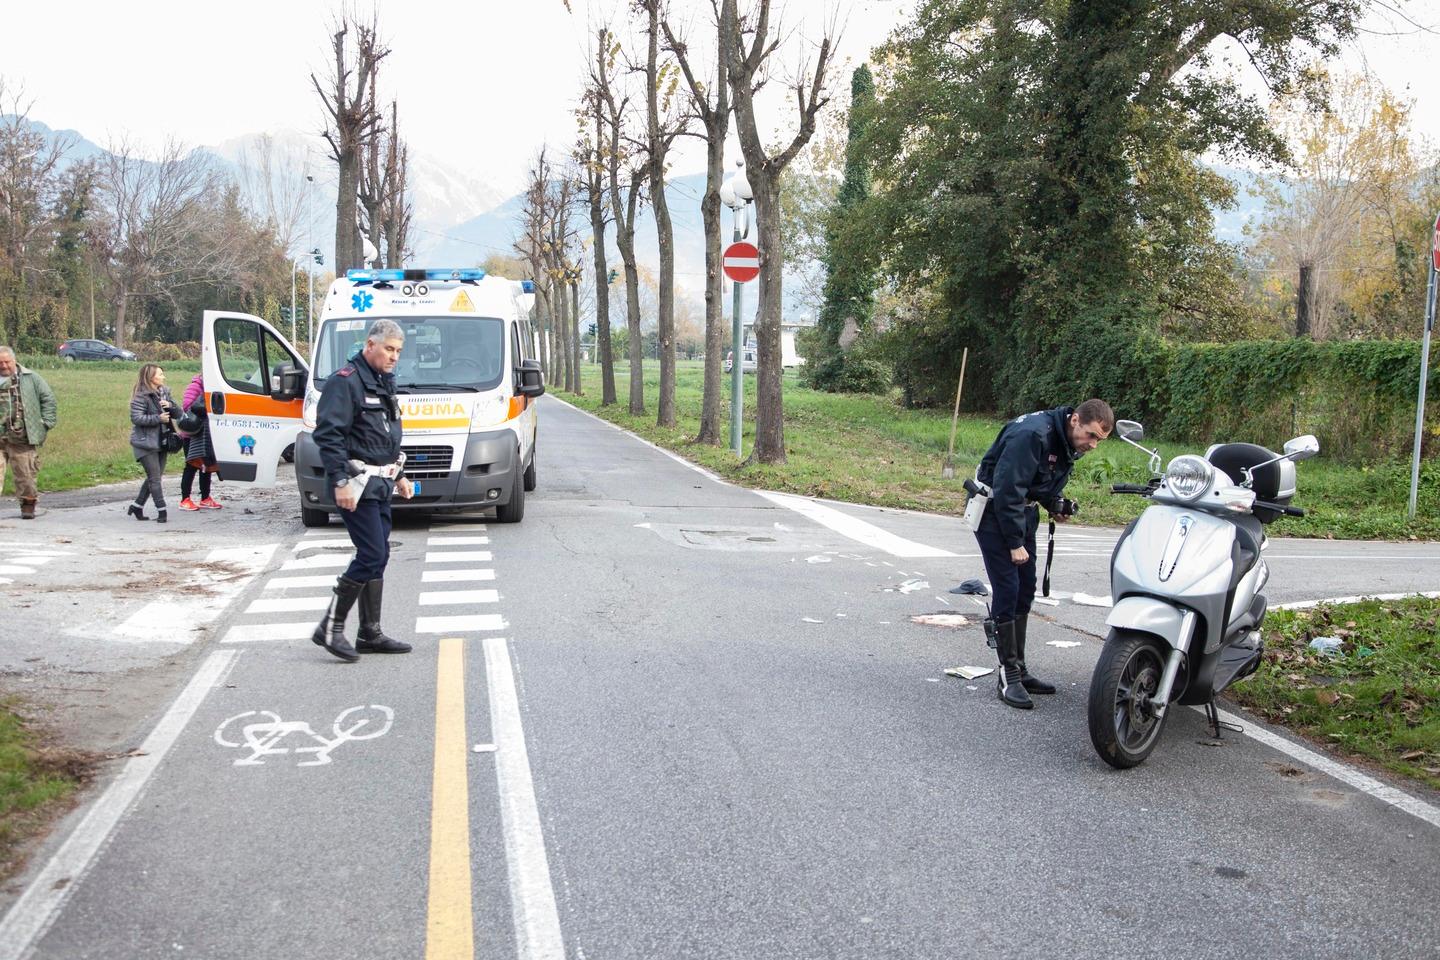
[346,268,487,283]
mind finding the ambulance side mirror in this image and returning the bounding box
[271,362,306,401]
[517,359,545,399]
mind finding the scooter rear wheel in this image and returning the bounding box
[1089,629,1170,769]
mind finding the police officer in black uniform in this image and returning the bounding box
[311,318,415,663]
[974,399,1113,709]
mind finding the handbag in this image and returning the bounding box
[162,426,186,453]
[176,408,203,435]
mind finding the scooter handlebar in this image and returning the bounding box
[1111,483,1152,495]
[1255,500,1306,517]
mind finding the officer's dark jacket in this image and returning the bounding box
[976,406,1079,549]
[314,353,404,494]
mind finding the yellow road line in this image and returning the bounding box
[426,637,474,960]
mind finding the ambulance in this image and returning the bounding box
[199,267,543,528]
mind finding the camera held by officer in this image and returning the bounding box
[965,399,1114,711]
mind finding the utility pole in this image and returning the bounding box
[1408,212,1439,519]
[720,160,753,456]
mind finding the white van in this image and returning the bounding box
[199,267,543,528]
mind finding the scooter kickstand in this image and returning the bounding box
[1205,700,1244,739]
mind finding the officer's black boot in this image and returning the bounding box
[1015,615,1056,695]
[994,619,1033,710]
[312,576,363,662]
[356,578,412,654]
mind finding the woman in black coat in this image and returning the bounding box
[127,363,177,523]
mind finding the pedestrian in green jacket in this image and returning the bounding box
[0,346,59,519]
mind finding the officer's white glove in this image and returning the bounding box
[396,477,414,500]
[335,482,360,512]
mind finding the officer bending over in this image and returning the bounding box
[974,399,1113,709]
[311,318,415,663]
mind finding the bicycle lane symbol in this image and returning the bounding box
[213,705,394,767]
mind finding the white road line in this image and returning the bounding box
[222,622,317,643]
[1274,591,1440,610]
[0,650,238,960]
[282,553,351,570]
[422,569,496,583]
[415,614,508,634]
[245,596,331,614]
[1207,704,1440,831]
[292,538,353,551]
[756,491,957,558]
[111,545,277,644]
[426,535,490,546]
[10,555,55,565]
[425,551,493,564]
[484,637,565,959]
[430,522,487,531]
[302,527,338,536]
[418,590,499,606]
[264,574,341,590]
[1266,555,1440,561]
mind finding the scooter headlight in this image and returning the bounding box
[1164,455,1214,501]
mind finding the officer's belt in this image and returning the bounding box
[348,451,406,481]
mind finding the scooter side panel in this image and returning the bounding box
[1111,505,1237,654]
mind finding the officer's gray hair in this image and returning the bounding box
[0,346,15,360]
[367,319,405,344]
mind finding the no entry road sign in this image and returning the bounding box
[723,242,760,283]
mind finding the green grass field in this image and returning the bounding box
[0,701,91,883]
[565,359,1440,541]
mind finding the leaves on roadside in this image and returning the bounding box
[1315,690,1339,707]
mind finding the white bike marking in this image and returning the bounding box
[214,705,393,766]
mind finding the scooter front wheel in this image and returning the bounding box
[1088,629,1170,769]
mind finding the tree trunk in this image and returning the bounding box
[335,153,359,272]
[113,286,129,348]
[616,188,645,415]
[696,136,726,444]
[749,177,786,464]
[590,182,616,405]
[645,2,677,428]
[1296,262,1313,338]
[570,281,583,395]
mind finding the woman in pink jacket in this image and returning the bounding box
[177,373,222,510]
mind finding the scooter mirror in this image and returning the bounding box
[1116,420,1144,442]
[1283,434,1320,461]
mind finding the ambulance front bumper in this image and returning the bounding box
[295,429,520,512]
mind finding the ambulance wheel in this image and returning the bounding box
[496,456,525,524]
[522,447,536,492]
[301,505,330,528]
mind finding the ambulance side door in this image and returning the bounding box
[511,319,537,461]
[202,310,307,487]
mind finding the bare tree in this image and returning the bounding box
[636,0,690,427]
[232,133,310,255]
[662,3,730,443]
[724,0,834,463]
[313,15,389,273]
[95,138,239,346]
[0,84,72,344]
[594,27,649,414]
[577,76,617,405]
[381,102,414,268]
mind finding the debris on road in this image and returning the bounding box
[949,579,989,596]
[1308,636,1343,657]
[911,613,971,628]
[1046,640,1083,649]
[945,665,994,680]
[801,617,823,624]
[1072,593,1113,607]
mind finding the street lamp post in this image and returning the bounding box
[719,159,753,457]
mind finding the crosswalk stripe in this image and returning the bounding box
[415,614,508,634]
[419,590,499,606]
[222,622,317,643]
[282,554,351,570]
[264,575,341,590]
[293,538,353,552]
[246,596,331,614]
[429,522,487,531]
[425,551,492,564]
[426,536,490,546]
[422,569,495,583]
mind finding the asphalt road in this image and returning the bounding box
[3,394,1439,959]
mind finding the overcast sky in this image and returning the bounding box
[2,0,1436,192]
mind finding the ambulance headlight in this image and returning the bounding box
[470,394,509,428]
[1164,455,1214,502]
[302,388,320,429]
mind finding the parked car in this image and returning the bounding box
[724,349,757,373]
[57,339,136,362]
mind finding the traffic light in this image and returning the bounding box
[587,323,597,337]
[280,306,292,321]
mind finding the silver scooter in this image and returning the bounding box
[1087,421,1319,768]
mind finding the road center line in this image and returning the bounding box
[484,637,565,960]
[0,650,239,960]
[426,637,475,960]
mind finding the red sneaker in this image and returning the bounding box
[199,497,223,510]
[179,498,200,512]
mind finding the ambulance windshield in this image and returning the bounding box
[314,316,506,392]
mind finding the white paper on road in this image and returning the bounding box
[1046,640,1084,648]
[1072,593,1113,607]
[758,491,957,558]
[945,665,993,680]
[912,614,972,628]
